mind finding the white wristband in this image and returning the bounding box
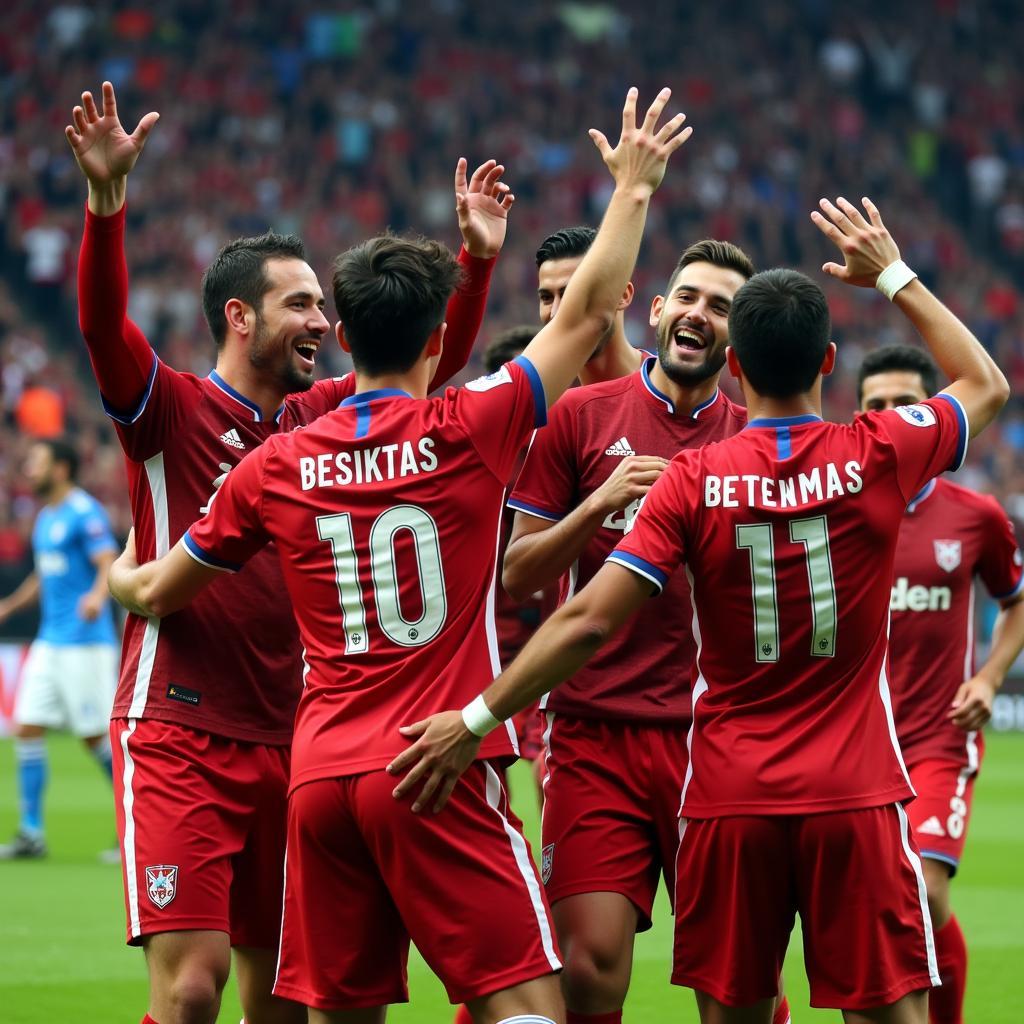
[461,694,502,738]
[875,259,917,301]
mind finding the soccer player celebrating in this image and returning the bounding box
[66,81,511,1024]
[503,240,755,1024]
[106,87,692,1024]
[391,196,1009,1024]
[536,227,645,384]
[0,439,119,861]
[858,344,1024,1024]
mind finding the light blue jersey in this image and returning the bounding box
[32,488,118,646]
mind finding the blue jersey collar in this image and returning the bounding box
[338,388,414,409]
[745,413,824,429]
[640,357,720,419]
[907,478,937,513]
[208,370,286,423]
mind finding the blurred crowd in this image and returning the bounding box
[1,0,1023,634]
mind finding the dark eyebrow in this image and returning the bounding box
[283,290,326,308]
[674,284,732,307]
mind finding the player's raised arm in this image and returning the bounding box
[67,82,164,420]
[389,562,653,812]
[521,87,691,407]
[811,196,1009,436]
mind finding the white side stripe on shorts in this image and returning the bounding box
[484,763,561,971]
[120,719,142,938]
[895,802,941,986]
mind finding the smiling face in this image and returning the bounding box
[247,258,330,393]
[649,260,747,386]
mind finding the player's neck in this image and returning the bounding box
[352,364,432,401]
[579,329,641,387]
[744,389,823,422]
[45,481,73,506]
[214,355,288,421]
[648,359,720,416]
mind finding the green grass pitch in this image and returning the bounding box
[1,733,1022,1022]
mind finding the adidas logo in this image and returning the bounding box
[219,428,246,450]
[917,815,946,837]
[605,436,635,457]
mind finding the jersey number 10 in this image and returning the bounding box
[735,515,837,662]
[317,506,448,654]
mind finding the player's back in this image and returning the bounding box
[188,359,546,790]
[614,396,968,817]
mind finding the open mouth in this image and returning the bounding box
[672,324,708,352]
[294,340,320,368]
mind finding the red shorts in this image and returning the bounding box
[111,718,289,948]
[906,754,981,876]
[273,762,561,1011]
[673,805,940,1010]
[540,714,688,929]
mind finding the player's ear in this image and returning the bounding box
[335,321,351,353]
[820,341,837,377]
[424,322,446,359]
[224,298,252,338]
[649,294,664,328]
[618,280,635,312]
[726,346,743,382]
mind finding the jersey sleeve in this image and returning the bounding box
[869,394,969,502]
[429,247,495,390]
[78,500,118,560]
[183,444,272,572]
[507,397,577,521]
[977,498,1024,602]
[452,355,547,481]
[606,461,690,594]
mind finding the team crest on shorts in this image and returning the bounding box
[146,865,179,909]
[541,843,554,885]
[934,539,962,573]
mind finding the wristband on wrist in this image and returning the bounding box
[875,259,917,301]
[461,694,502,738]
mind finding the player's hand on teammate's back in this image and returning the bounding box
[810,196,902,287]
[594,456,669,516]
[949,674,997,731]
[589,86,692,197]
[455,158,515,259]
[387,711,482,814]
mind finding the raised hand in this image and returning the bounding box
[810,196,901,287]
[65,81,159,213]
[455,158,515,260]
[589,87,692,197]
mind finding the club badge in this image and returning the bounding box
[934,539,961,573]
[146,864,179,909]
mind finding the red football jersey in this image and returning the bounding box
[612,395,969,817]
[185,358,547,788]
[889,477,1023,764]
[509,360,745,721]
[108,360,356,742]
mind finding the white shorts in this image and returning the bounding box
[14,641,118,736]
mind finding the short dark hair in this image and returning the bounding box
[42,438,79,481]
[857,344,939,402]
[484,325,536,373]
[668,239,756,289]
[535,226,596,267]
[332,233,464,376]
[729,269,831,399]
[201,231,307,347]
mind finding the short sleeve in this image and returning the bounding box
[868,394,968,502]
[606,461,690,594]
[107,358,203,463]
[977,498,1024,602]
[184,444,272,572]
[79,502,117,559]
[507,397,577,521]
[452,355,547,482]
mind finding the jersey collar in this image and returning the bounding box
[639,357,720,419]
[338,388,414,409]
[906,478,937,513]
[207,370,286,423]
[744,414,824,429]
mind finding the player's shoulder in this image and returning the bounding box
[67,488,104,516]
[284,375,354,421]
[935,477,1008,520]
[715,391,748,428]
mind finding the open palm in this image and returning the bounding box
[455,158,515,259]
[65,81,159,186]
